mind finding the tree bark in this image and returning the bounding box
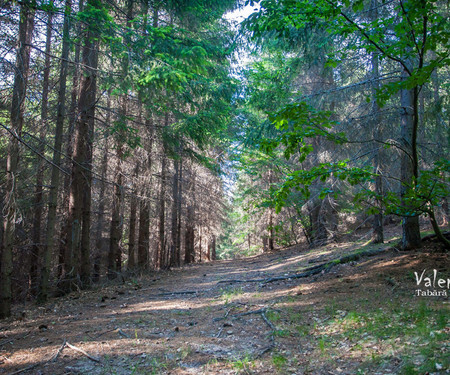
[128,163,139,270]
[169,158,179,267]
[210,235,216,261]
[93,94,110,283]
[308,198,327,248]
[158,148,167,269]
[39,0,72,302]
[199,228,202,262]
[136,1,152,270]
[369,0,384,244]
[400,66,421,250]
[57,0,84,280]
[1,1,35,318]
[184,206,195,264]
[176,158,183,265]
[31,10,53,297]
[108,143,124,279]
[63,0,100,291]
[268,169,274,251]
[137,117,153,270]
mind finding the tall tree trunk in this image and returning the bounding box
[30,10,53,297]
[64,0,100,291]
[128,163,139,270]
[136,1,152,270]
[158,149,167,269]
[400,65,421,250]
[108,144,124,279]
[176,159,183,266]
[308,198,327,248]
[137,117,153,270]
[108,0,133,278]
[93,135,109,283]
[58,0,84,280]
[169,158,179,268]
[1,2,35,318]
[39,0,72,302]
[370,0,384,244]
[137,197,150,269]
[210,235,216,261]
[184,206,195,264]
[198,227,202,262]
[268,209,274,251]
[268,169,274,251]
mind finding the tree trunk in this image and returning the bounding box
[158,150,167,269]
[128,163,139,270]
[400,66,421,250]
[108,0,134,278]
[369,0,384,244]
[137,117,153,270]
[169,158,179,268]
[93,97,110,283]
[57,0,84,280]
[199,228,202,262]
[184,206,195,264]
[268,169,275,251]
[93,153,108,281]
[64,0,100,291]
[308,198,328,248]
[176,159,183,266]
[108,144,124,279]
[210,235,216,261]
[1,2,34,318]
[31,10,53,297]
[268,209,274,251]
[137,199,150,269]
[38,0,72,302]
[136,2,152,270]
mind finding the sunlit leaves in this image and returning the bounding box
[354,160,450,217]
[273,161,373,213]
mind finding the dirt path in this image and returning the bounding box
[1,234,448,374]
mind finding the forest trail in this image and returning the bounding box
[1,228,448,375]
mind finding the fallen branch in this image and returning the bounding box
[157,290,198,296]
[217,278,265,284]
[0,338,14,347]
[213,306,235,322]
[260,310,275,331]
[9,340,68,375]
[51,340,66,362]
[232,308,267,318]
[8,364,40,375]
[217,248,386,285]
[66,341,101,363]
[118,329,130,338]
[255,343,275,358]
[89,328,117,340]
[0,331,31,347]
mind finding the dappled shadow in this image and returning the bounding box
[1,239,448,374]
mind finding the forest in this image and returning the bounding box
[0,0,449,374]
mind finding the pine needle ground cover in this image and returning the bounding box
[0,227,448,374]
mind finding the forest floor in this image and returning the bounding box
[0,226,449,375]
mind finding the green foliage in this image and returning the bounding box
[237,0,449,243]
[355,159,450,218]
[272,353,288,370]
